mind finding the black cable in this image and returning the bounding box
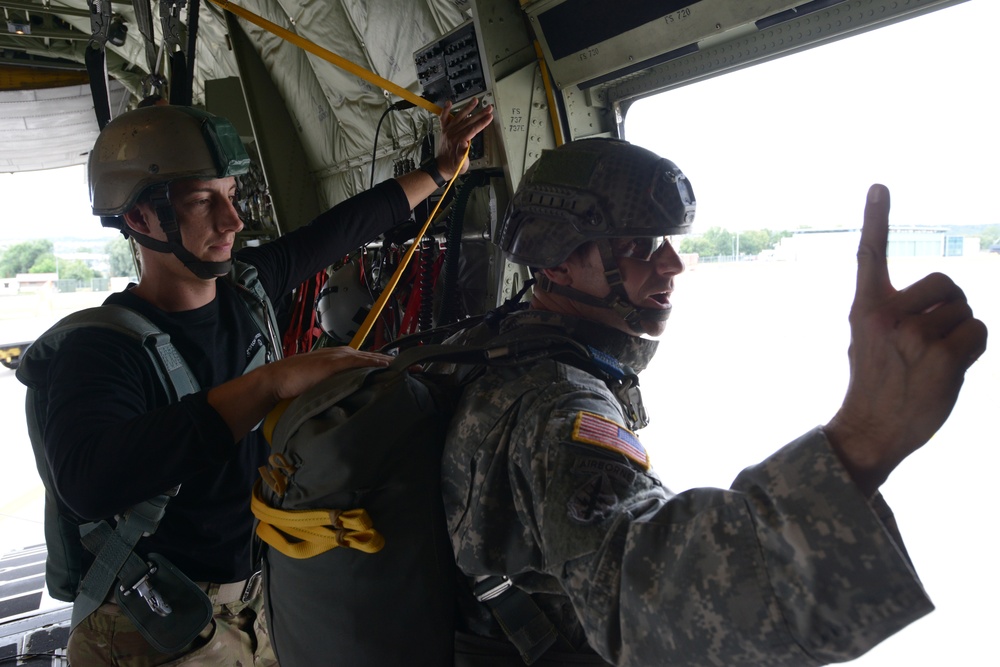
[438,172,488,324]
[370,106,394,190]
[185,0,201,105]
[369,99,419,189]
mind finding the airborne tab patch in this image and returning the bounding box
[571,411,649,470]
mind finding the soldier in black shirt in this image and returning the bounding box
[44,101,492,666]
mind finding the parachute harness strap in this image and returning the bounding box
[251,481,384,559]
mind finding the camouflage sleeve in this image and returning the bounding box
[519,397,932,666]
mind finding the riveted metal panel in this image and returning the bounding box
[600,0,967,106]
[525,0,805,89]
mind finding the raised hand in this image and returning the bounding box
[824,184,987,496]
[435,97,494,180]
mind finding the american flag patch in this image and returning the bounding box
[571,412,649,470]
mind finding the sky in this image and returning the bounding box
[625,3,1000,665]
[627,0,1000,236]
[0,162,112,245]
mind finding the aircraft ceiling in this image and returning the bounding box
[0,0,467,182]
[0,0,969,214]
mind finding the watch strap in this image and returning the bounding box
[420,158,448,188]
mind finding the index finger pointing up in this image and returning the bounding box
[856,183,894,304]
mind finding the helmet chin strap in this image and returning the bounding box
[535,240,669,333]
[128,231,233,279]
[132,184,233,280]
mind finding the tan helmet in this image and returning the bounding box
[88,105,250,226]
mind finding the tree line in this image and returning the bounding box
[0,238,135,282]
[678,227,791,258]
[4,225,998,282]
[678,225,1000,257]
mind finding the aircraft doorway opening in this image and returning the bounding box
[624,2,997,665]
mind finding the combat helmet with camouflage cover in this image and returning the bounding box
[496,138,696,332]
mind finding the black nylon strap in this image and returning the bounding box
[420,158,448,188]
[474,576,568,665]
[85,46,112,130]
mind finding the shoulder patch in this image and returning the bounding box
[571,411,649,470]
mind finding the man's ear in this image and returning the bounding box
[123,205,152,236]
[540,262,573,286]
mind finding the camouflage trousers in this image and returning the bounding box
[66,582,278,667]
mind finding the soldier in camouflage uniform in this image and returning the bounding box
[442,138,987,666]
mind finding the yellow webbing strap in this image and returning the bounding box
[251,481,385,559]
[262,398,289,445]
[209,0,481,432]
[347,143,469,350]
[206,0,440,115]
[260,146,469,444]
[534,40,564,147]
[218,0,473,552]
[256,154,465,552]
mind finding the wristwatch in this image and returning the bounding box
[419,158,448,188]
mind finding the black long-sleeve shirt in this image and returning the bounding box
[43,180,410,583]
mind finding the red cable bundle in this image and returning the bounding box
[282,270,328,356]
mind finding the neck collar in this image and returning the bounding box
[500,309,659,373]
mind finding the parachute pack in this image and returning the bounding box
[253,326,610,666]
[15,262,279,652]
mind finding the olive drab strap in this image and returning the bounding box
[21,306,200,402]
[71,493,175,628]
[182,0,201,106]
[16,306,203,636]
[160,0,190,105]
[232,260,284,365]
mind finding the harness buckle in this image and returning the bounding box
[474,575,512,602]
[120,563,172,617]
[241,570,263,602]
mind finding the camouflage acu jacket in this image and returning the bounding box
[441,310,932,666]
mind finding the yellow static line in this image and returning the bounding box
[206,0,441,115]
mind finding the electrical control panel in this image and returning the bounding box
[414,20,487,106]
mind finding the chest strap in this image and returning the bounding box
[474,576,574,665]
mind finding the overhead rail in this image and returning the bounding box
[1,0,91,17]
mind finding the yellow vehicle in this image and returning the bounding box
[0,342,31,370]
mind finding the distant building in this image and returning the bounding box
[771,226,972,261]
[14,272,58,292]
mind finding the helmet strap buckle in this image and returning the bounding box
[148,184,180,242]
